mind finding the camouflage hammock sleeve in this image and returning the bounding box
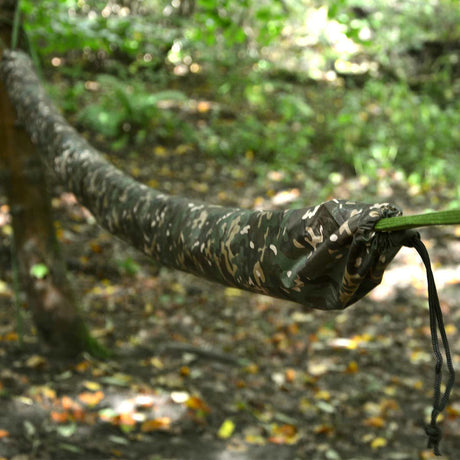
[0,50,405,310]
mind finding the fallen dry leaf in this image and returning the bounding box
[61,396,79,410]
[363,416,386,428]
[313,424,335,435]
[186,396,210,413]
[83,381,102,391]
[217,419,235,439]
[346,360,359,373]
[25,355,48,369]
[119,412,136,427]
[78,390,105,406]
[51,411,69,423]
[285,368,296,383]
[268,424,298,444]
[314,390,331,401]
[179,366,190,377]
[74,360,91,373]
[371,437,387,449]
[141,417,171,432]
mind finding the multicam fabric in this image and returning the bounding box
[0,50,407,310]
[149,197,405,309]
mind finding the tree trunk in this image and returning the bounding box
[0,1,102,357]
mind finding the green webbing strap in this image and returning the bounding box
[375,209,460,232]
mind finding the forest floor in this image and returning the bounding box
[0,144,459,460]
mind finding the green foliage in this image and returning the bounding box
[196,85,315,169]
[116,257,140,277]
[21,0,286,73]
[187,0,286,50]
[20,0,460,204]
[30,263,49,279]
[326,0,460,77]
[22,0,112,54]
[83,328,112,359]
[76,74,186,141]
[329,80,460,187]
[21,0,177,72]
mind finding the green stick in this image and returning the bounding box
[12,0,22,49]
[375,209,460,232]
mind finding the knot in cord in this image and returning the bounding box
[404,233,455,457]
[425,423,442,456]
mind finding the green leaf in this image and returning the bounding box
[116,257,140,276]
[30,264,49,279]
[217,419,235,439]
[98,407,118,419]
[100,374,132,387]
[58,443,83,454]
[108,435,130,445]
[56,423,77,438]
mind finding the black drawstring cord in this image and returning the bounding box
[404,234,455,456]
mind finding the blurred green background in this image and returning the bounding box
[21,0,460,208]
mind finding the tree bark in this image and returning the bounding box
[0,2,102,357]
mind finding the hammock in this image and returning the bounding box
[0,49,457,456]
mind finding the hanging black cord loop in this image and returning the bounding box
[404,234,455,456]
